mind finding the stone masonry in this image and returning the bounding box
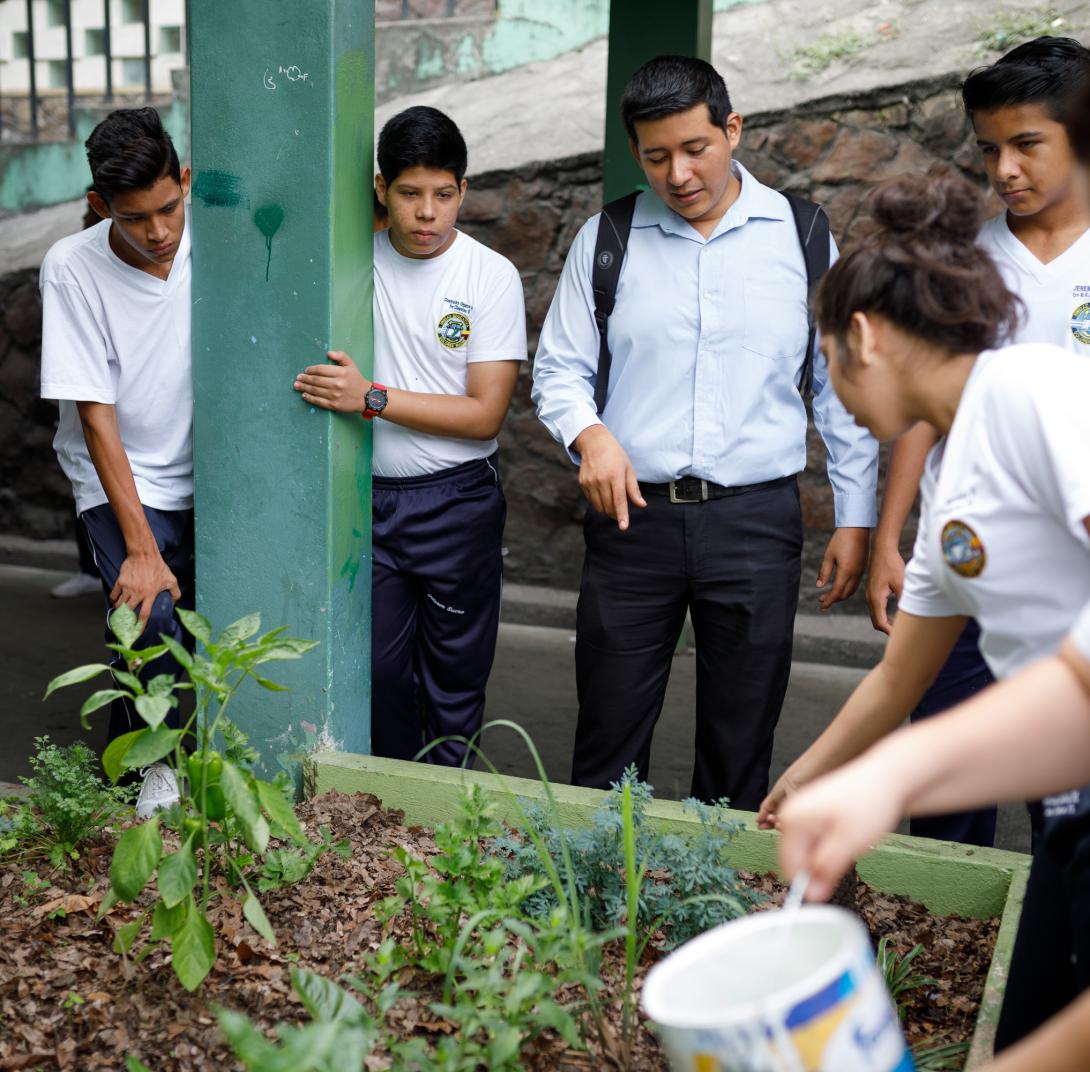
[455,75,990,591]
[1,74,991,593]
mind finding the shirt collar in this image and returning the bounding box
[631,159,788,241]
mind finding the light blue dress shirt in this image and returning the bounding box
[531,161,878,528]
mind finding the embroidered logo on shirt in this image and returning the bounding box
[437,312,471,350]
[941,520,986,578]
[1071,301,1090,345]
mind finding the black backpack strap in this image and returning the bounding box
[591,191,640,415]
[781,191,831,398]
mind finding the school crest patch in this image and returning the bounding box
[1071,302,1090,346]
[941,520,986,578]
[437,311,471,350]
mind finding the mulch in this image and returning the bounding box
[0,790,997,1071]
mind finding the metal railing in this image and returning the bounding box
[2,0,159,143]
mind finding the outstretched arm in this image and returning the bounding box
[866,423,938,633]
[757,609,964,828]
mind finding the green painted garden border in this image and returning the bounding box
[306,751,1030,1067]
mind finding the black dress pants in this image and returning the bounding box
[571,478,802,810]
[994,822,1090,1052]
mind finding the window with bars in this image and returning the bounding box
[121,0,144,25]
[159,25,182,54]
[12,31,29,59]
[46,0,67,28]
[48,59,68,88]
[121,56,145,85]
[85,28,106,56]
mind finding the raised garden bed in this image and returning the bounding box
[308,752,1031,1069]
[0,753,1029,1071]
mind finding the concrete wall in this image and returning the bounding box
[2,73,982,593]
[375,0,759,103]
[0,93,187,214]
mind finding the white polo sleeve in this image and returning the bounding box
[898,497,962,618]
[39,272,115,404]
[530,216,603,456]
[466,255,527,364]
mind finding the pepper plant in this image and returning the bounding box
[44,603,323,991]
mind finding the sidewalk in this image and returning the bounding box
[0,559,1031,853]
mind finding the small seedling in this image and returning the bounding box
[877,935,938,1019]
[790,31,871,75]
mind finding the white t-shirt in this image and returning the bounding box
[899,344,1090,680]
[978,214,1090,353]
[39,213,193,515]
[372,229,527,479]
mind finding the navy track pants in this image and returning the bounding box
[80,503,195,744]
[370,454,505,767]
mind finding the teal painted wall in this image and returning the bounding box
[0,98,188,214]
[190,0,374,781]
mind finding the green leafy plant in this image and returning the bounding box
[912,1040,970,1071]
[44,603,328,991]
[877,935,938,1020]
[0,737,133,868]
[490,766,760,951]
[978,7,1063,51]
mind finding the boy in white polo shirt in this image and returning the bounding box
[39,107,193,817]
[294,106,526,766]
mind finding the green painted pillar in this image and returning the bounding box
[602,0,714,202]
[189,1,374,779]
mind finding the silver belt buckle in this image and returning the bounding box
[668,478,708,504]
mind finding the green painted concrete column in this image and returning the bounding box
[189,1,374,778]
[602,0,713,202]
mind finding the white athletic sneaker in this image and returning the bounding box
[50,572,101,599]
[135,763,180,820]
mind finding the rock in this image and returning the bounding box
[767,118,839,169]
[810,128,902,184]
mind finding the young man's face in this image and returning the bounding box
[89,169,190,268]
[973,103,1080,218]
[376,166,467,259]
[630,103,742,226]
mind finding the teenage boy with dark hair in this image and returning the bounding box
[39,107,193,818]
[293,106,526,766]
[862,36,1090,848]
[531,56,878,809]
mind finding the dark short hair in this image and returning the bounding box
[377,106,467,186]
[621,55,732,144]
[816,167,1022,358]
[85,107,181,201]
[962,36,1090,122]
[1068,77,1090,161]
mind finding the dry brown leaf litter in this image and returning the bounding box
[0,790,997,1070]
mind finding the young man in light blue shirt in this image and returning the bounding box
[531,56,878,808]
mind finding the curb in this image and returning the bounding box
[502,582,886,670]
[0,539,888,670]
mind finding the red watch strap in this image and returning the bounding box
[362,383,388,419]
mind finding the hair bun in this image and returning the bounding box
[868,166,984,246]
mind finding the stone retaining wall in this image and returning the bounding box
[457,74,988,590]
[1,74,989,593]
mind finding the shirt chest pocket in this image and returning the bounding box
[741,277,809,361]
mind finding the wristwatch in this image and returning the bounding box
[362,383,388,420]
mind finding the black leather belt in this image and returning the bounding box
[642,474,795,504]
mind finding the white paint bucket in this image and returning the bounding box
[641,905,914,1072]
